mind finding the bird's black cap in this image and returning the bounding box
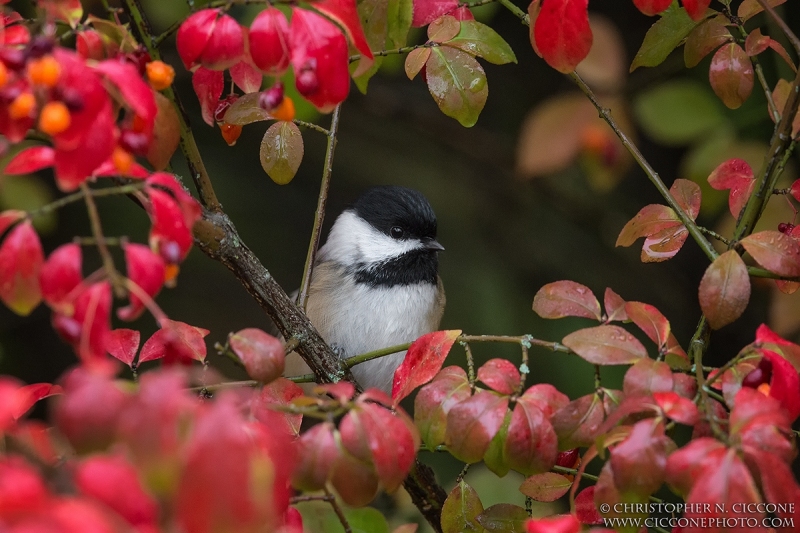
[351,186,437,241]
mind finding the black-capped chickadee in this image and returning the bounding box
[285,186,445,392]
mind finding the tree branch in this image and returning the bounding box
[298,105,341,311]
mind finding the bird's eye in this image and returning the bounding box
[390,226,405,239]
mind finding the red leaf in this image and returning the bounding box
[201,14,245,70]
[392,329,461,405]
[622,358,674,397]
[251,378,304,437]
[684,16,733,68]
[505,396,558,475]
[105,328,140,367]
[518,383,569,418]
[562,325,647,365]
[0,210,24,237]
[755,323,800,372]
[477,358,520,395]
[533,0,592,74]
[624,301,670,349]
[139,319,210,364]
[699,250,751,329]
[146,175,202,265]
[525,514,581,533]
[632,0,672,16]
[40,243,82,311]
[70,281,113,369]
[532,280,601,321]
[230,328,285,383]
[682,0,711,21]
[230,61,263,94]
[551,393,605,449]
[519,472,572,502]
[760,350,800,421]
[95,60,157,135]
[192,67,224,126]
[653,391,699,425]
[609,419,669,495]
[414,366,471,450]
[118,243,165,321]
[312,0,374,77]
[738,0,787,21]
[708,158,755,218]
[13,383,63,420]
[709,43,754,109]
[74,454,159,528]
[603,287,627,321]
[177,9,218,70]
[0,220,43,316]
[76,29,106,60]
[665,437,727,496]
[249,8,291,76]
[340,402,418,491]
[289,8,351,113]
[445,390,509,463]
[745,28,770,56]
[412,0,460,27]
[741,231,800,277]
[0,456,49,515]
[615,204,680,247]
[4,146,55,174]
[574,486,603,525]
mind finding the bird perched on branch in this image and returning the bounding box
[285,186,446,392]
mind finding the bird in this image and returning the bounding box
[284,186,446,393]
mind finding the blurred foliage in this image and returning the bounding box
[1,0,800,529]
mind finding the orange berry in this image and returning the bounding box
[27,55,61,88]
[9,92,36,120]
[38,101,71,135]
[145,60,175,91]
[164,263,180,288]
[220,123,242,146]
[270,95,295,122]
[112,146,133,175]
[757,382,771,396]
[0,62,8,88]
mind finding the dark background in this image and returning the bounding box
[1,0,799,527]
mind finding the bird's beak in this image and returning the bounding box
[424,239,445,252]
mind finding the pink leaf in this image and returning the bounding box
[0,220,43,316]
[139,320,210,364]
[477,359,520,395]
[698,250,751,330]
[4,146,55,174]
[562,325,647,365]
[39,243,82,311]
[312,0,374,77]
[13,383,63,420]
[533,0,592,74]
[105,329,140,367]
[741,231,800,277]
[177,9,219,70]
[118,243,166,321]
[532,280,601,321]
[412,0,460,27]
[192,67,224,126]
[230,61,263,94]
[445,390,509,463]
[624,301,670,349]
[392,329,461,405]
[229,328,285,383]
[653,391,700,425]
[709,43,754,109]
[632,0,672,16]
[249,8,291,76]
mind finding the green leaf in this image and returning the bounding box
[483,410,512,477]
[634,80,724,145]
[441,480,485,533]
[387,0,413,48]
[445,20,517,65]
[260,121,304,185]
[476,504,528,532]
[346,508,390,533]
[630,2,706,71]
[354,0,389,93]
[425,46,488,128]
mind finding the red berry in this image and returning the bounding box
[742,357,773,389]
[0,48,26,71]
[119,130,149,155]
[214,94,239,123]
[296,64,318,96]
[258,82,284,111]
[778,223,795,234]
[555,448,580,468]
[26,36,55,59]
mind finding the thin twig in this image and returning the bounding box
[293,119,329,135]
[297,105,341,311]
[324,488,352,533]
[188,380,258,393]
[462,342,477,393]
[344,342,410,368]
[82,183,125,297]
[698,226,732,246]
[26,183,145,220]
[756,0,800,56]
[349,42,436,63]
[517,343,529,395]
